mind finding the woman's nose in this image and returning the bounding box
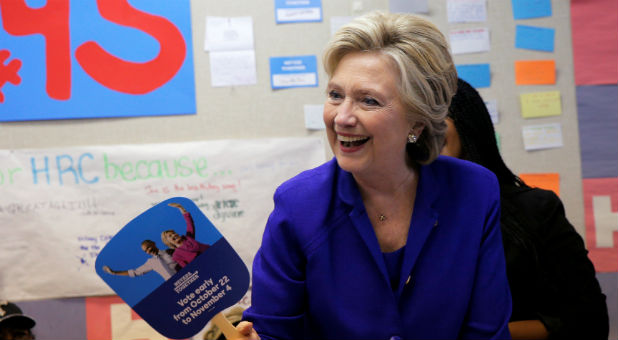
[334,99,356,126]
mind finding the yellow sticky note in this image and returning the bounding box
[519,173,560,196]
[520,91,562,118]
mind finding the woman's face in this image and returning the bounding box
[323,52,416,177]
[440,118,462,158]
[164,230,183,248]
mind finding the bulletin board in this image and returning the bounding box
[1,1,617,337]
[0,0,586,231]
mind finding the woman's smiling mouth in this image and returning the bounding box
[337,134,370,148]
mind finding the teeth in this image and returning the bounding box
[337,134,367,142]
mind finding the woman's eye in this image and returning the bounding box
[362,97,380,106]
[328,90,343,100]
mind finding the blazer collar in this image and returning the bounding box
[337,160,441,294]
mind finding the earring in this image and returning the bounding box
[407,133,417,144]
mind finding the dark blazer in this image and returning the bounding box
[501,185,609,339]
[244,156,512,340]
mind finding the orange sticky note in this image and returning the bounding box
[514,60,556,85]
[519,173,560,196]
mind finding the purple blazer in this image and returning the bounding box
[243,156,512,340]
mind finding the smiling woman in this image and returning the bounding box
[239,11,512,340]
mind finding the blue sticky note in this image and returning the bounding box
[269,55,318,89]
[456,64,491,88]
[275,0,323,24]
[516,25,555,52]
[511,0,552,20]
[96,197,250,339]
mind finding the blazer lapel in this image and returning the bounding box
[338,168,391,286]
[397,163,440,294]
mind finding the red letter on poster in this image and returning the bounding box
[0,0,71,100]
[75,0,186,94]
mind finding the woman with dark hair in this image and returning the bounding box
[442,78,609,339]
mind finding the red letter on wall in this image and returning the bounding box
[75,0,186,94]
[0,0,71,100]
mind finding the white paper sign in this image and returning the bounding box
[209,50,257,87]
[447,0,487,23]
[450,27,490,54]
[204,16,254,51]
[0,138,325,300]
[522,123,564,150]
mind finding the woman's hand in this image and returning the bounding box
[168,202,187,213]
[508,320,549,339]
[102,265,113,274]
[235,321,260,340]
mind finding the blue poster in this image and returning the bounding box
[269,55,318,89]
[96,197,249,339]
[0,0,195,121]
[274,0,323,24]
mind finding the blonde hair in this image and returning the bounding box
[323,11,457,164]
[161,230,176,249]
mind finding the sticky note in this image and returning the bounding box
[456,64,491,88]
[520,91,561,118]
[522,123,563,151]
[515,25,555,52]
[515,60,555,85]
[511,0,552,20]
[519,173,560,196]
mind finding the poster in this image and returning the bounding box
[0,0,195,121]
[0,137,325,300]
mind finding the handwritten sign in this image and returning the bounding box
[520,90,562,118]
[450,27,490,55]
[515,60,556,85]
[0,137,325,300]
[522,123,563,151]
[519,173,560,196]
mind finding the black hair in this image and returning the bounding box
[447,78,527,189]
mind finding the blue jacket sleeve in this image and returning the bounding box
[460,182,512,340]
[242,187,307,340]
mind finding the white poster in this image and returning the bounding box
[0,138,325,300]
